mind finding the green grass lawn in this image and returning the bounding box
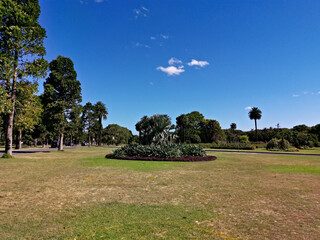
[207,147,320,155]
[0,148,319,239]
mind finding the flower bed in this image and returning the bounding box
[105,154,217,162]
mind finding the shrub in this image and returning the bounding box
[209,141,256,150]
[112,144,206,159]
[266,138,290,151]
[266,138,279,150]
[1,153,14,158]
[239,135,249,143]
[105,154,216,162]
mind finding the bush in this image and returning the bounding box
[112,144,206,159]
[105,154,216,162]
[266,138,290,151]
[239,135,249,143]
[209,142,256,150]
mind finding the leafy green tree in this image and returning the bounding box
[42,56,82,150]
[103,124,132,145]
[176,111,204,143]
[94,101,108,146]
[230,123,237,131]
[65,104,83,145]
[200,119,224,143]
[136,114,174,145]
[0,0,47,155]
[293,124,309,132]
[248,107,262,141]
[81,102,96,145]
[14,81,42,149]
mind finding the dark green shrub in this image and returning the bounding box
[266,138,290,151]
[113,144,206,158]
[266,138,279,150]
[209,142,255,150]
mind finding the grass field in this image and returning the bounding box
[207,147,320,155]
[0,148,319,239]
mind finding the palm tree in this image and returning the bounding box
[249,107,262,141]
[94,101,108,146]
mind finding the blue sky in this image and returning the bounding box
[38,0,320,133]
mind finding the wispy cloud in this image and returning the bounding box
[135,42,150,48]
[187,59,209,67]
[245,106,252,110]
[168,57,182,65]
[150,36,156,40]
[292,94,300,97]
[160,34,169,39]
[149,81,154,86]
[157,66,185,76]
[134,6,149,18]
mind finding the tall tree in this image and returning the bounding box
[200,119,224,143]
[249,107,262,141]
[14,81,42,149]
[94,101,108,146]
[42,56,82,151]
[81,102,96,145]
[176,111,204,143]
[0,0,47,155]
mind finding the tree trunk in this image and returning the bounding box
[98,117,102,146]
[34,138,38,147]
[255,119,258,142]
[5,55,18,156]
[18,130,22,149]
[58,132,64,151]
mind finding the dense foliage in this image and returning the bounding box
[112,144,206,159]
[266,138,290,151]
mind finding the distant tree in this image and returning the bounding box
[14,81,42,149]
[200,119,224,143]
[65,104,83,145]
[293,124,309,132]
[42,56,82,150]
[0,0,48,155]
[249,107,262,141]
[136,114,174,145]
[176,111,204,143]
[82,102,96,145]
[230,123,237,131]
[103,124,132,145]
[94,101,108,146]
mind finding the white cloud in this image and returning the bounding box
[94,0,104,2]
[149,81,154,86]
[292,94,300,97]
[135,42,150,48]
[187,59,209,67]
[245,106,252,110]
[318,91,320,95]
[150,36,156,40]
[168,57,182,65]
[134,6,149,18]
[160,34,169,39]
[157,66,185,76]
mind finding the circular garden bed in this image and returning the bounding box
[105,154,217,162]
[106,144,217,162]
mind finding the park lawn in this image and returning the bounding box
[0,148,319,239]
[207,147,320,155]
